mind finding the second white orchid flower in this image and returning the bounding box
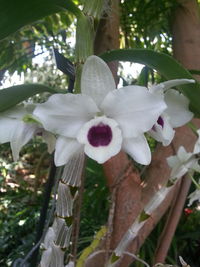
[148,79,194,146]
[34,55,167,166]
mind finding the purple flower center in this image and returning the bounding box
[157,116,164,128]
[87,123,112,147]
[152,116,164,131]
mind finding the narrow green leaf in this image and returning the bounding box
[101,49,200,116]
[0,84,63,112]
[137,66,149,86]
[0,0,81,41]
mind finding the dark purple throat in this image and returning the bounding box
[87,123,112,147]
[152,116,164,131]
[157,116,164,128]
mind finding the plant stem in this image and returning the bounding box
[30,157,56,267]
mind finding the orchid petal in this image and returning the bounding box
[0,106,28,144]
[148,114,175,146]
[77,116,122,164]
[122,135,151,165]
[11,122,37,161]
[194,129,200,154]
[101,86,166,138]
[165,89,193,127]
[41,131,56,154]
[150,79,195,93]
[177,146,192,162]
[0,117,20,143]
[4,105,27,119]
[167,146,197,179]
[188,189,200,206]
[54,136,83,166]
[34,94,99,138]
[81,55,116,106]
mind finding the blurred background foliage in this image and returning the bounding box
[0,0,200,266]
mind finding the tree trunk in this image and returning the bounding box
[172,0,200,79]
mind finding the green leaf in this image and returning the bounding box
[101,49,200,116]
[0,0,81,41]
[137,66,149,86]
[0,84,63,112]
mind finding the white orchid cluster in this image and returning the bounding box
[167,129,200,207]
[0,56,195,167]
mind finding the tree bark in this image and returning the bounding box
[172,0,200,78]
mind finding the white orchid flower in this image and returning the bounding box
[0,104,56,161]
[148,79,194,146]
[34,55,166,166]
[167,146,200,180]
[188,187,200,206]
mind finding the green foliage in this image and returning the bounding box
[0,146,45,266]
[0,83,65,112]
[0,0,81,41]
[0,11,75,75]
[0,187,41,266]
[78,158,109,251]
[120,0,176,52]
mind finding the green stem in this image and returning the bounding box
[187,122,199,137]
[188,172,200,189]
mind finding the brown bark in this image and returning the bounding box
[94,0,120,83]
[172,0,200,76]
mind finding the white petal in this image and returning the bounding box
[150,79,195,93]
[81,55,116,106]
[167,146,197,179]
[0,117,20,144]
[177,146,192,162]
[41,131,56,154]
[101,86,166,138]
[54,136,83,166]
[148,114,175,146]
[0,105,29,144]
[3,105,27,119]
[194,129,200,154]
[165,89,193,127]
[33,94,99,138]
[167,155,180,169]
[11,122,37,161]
[188,189,200,206]
[34,93,99,138]
[77,116,122,164]
[122,135,151,165]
